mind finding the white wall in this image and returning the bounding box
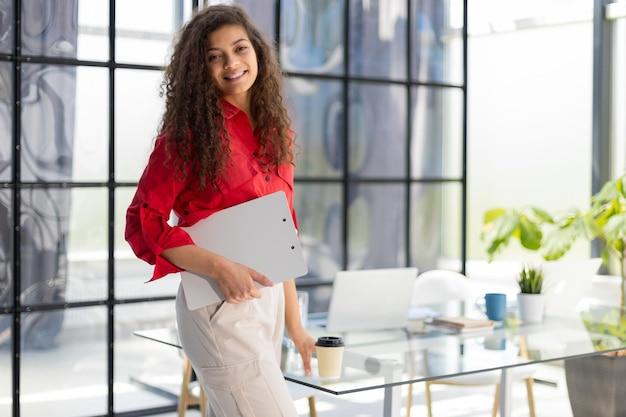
[466,6,594,262]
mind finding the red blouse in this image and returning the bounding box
[125,100,297,281]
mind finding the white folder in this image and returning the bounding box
[179,191,308,310]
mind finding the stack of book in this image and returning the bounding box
[427,316,495,333]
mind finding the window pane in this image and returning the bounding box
[348,183,406,268]
[116,187,179,299]
[0,62,12,182]
[74,66,109,182]
[115,68,164,183]
[349,0,407,79]
[286,77,344,178]
[0,190,12,311]
[21,64,77,183]
[280,0,345,75]
[114,301,178,413]
[0,327,10,415]
[115,0,190,66]
[116,260,179,300]
[349,83,407,178]
[237,0,276,37]
[411,0,464,85]
[114,187,171,299]
[20,306,107,417]
[410,182,462,272]
[294,183,342,314]
[20,189,70,329]
[294,183,343,280]
[21,0,78,59]
[77,0,109,61]
[411,86,463,179]
[67,188,108,302]
[0,1,13,54]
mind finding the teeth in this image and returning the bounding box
[226,71,245,80]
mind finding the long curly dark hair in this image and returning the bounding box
[159,4,295,188]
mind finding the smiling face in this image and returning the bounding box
[207,24,259,110]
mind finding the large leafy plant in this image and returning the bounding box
[581,307,626,353]
[481,173,626,306]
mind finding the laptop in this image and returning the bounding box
[179,191,308,310]
[311,267,419,332]
[541,258,602,316]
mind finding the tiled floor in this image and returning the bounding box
[149,362,573,417]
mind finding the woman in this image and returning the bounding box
[125,4,315,416]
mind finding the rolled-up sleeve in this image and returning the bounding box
[125,135,194,281]
[126,102,301,282]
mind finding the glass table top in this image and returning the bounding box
[134,305,626,396]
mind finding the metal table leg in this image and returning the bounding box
[500,367,513,417]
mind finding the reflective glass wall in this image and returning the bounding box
[1,1,623,416]
[1,1,198,416]
[0,1,466,416]
[282,0,466,311]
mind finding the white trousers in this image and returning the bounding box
[175,283,298,417]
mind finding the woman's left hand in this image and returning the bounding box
[289,327,316,376]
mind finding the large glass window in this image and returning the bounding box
[0,1,469,416]
[1,1,195,416]
[282,0,465,294]
[2,1,623,416]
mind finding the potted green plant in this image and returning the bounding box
[481,172,626,417]
[482,172,626,307]
[516,264,545,322]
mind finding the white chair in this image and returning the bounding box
[406,269,536,417]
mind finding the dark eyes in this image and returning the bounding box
[207,45,248,63]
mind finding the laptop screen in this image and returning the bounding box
[323,267,418,332]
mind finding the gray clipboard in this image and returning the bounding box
[179,191,308,310]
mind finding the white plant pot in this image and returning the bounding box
[517,293,545,323]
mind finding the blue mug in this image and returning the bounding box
[484,293,507,322]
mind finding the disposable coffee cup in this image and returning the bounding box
[315,336,345,380]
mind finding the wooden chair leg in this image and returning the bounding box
[492,384,500,417]
[525,378,536,417]
[425,381,434,417]
[178,357,194,417]
[200,386,208,416]
[406,383,413,417]
[491,378,535,417]
[307,395,317,417]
